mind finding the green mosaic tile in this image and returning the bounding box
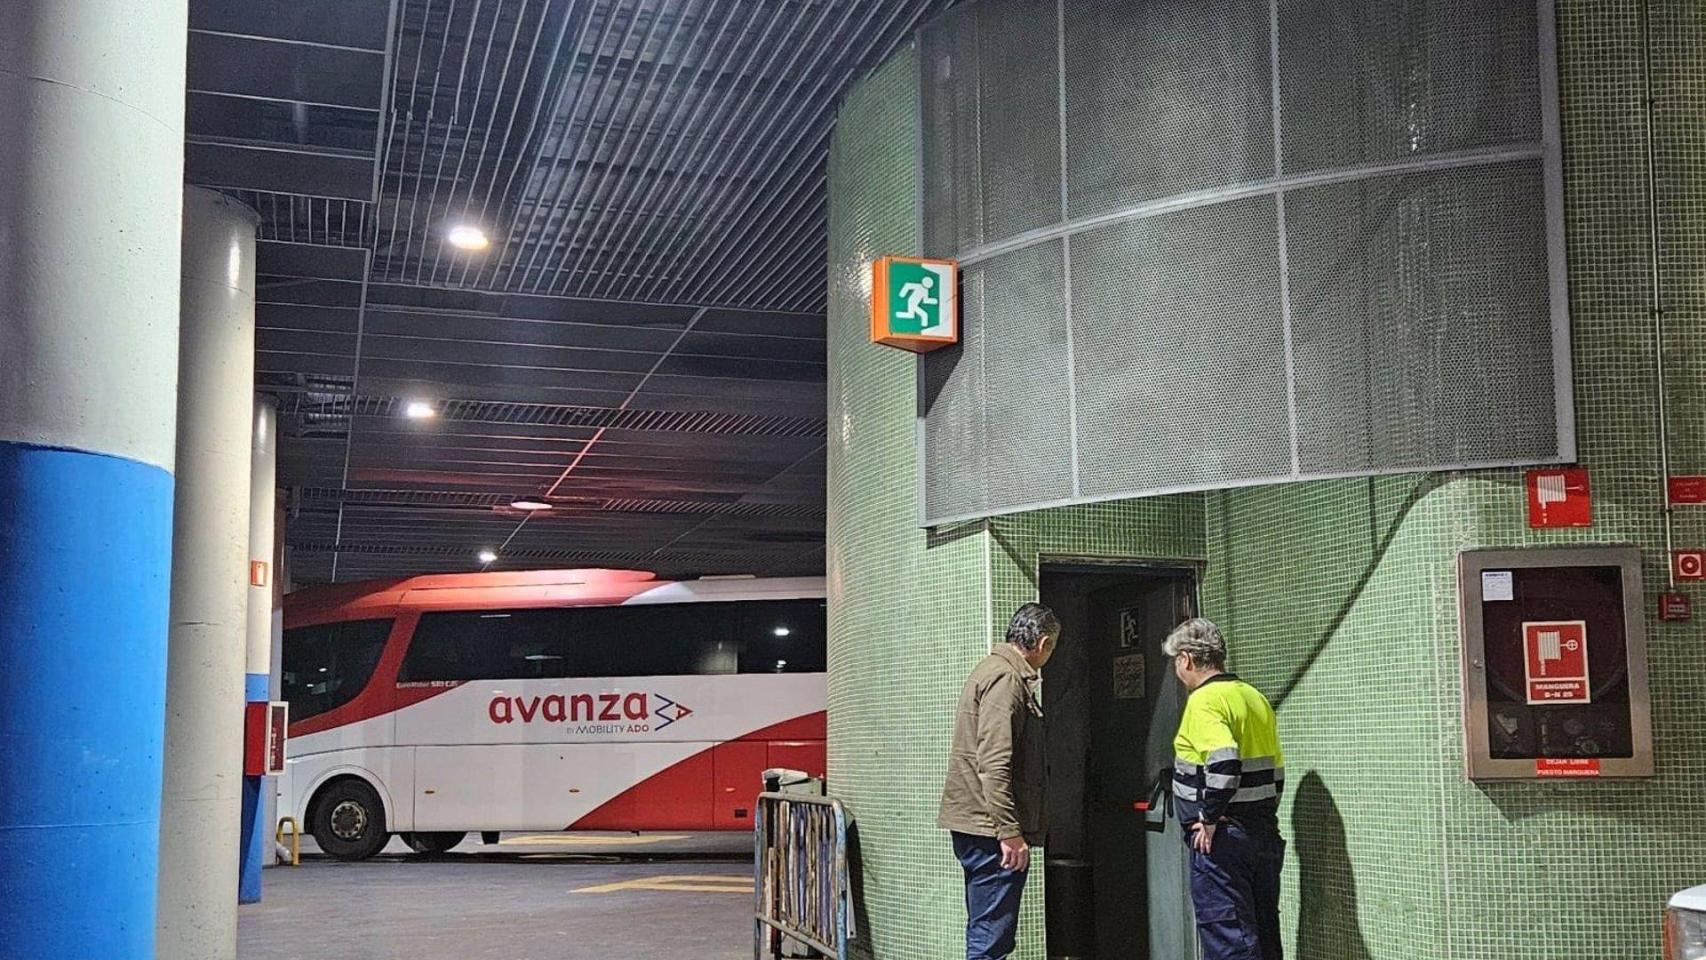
[827,2,1706,958]
[827,44,1209,960]
[827,45,990,960]
[1200,3,1706,957]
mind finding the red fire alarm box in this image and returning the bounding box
[244,701,289,777]
[1660,592,1691,621]
[1458,546,1652,780]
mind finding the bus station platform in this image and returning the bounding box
[241,833,752,960]
[4,1,1706,959]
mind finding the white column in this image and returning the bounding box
[0,3,187,957]
[158,186,259,960]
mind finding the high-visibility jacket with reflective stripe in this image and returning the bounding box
[1172,673,1284,828]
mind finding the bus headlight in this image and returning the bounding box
[1667,905,1706,959]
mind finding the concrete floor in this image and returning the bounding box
[239,833,754,960]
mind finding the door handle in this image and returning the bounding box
[1136,766,1171,832]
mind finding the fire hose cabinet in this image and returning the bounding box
[1458,546,1653,780]
[244,701,289,777]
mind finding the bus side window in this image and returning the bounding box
[393,601,827,682]
[735,600,827,674]
[555,604,738,678]
[401,610,569,681]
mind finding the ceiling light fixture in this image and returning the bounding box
[404,400,436,419]
[477,549,498,564]
[510,499,553,512]
[447,225,489,251]
[773,626,792,637]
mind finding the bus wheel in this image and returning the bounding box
[403,831,466,855]
[311,778,389,861]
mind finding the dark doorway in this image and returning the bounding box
[1041,563,1197,960]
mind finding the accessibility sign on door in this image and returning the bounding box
[1522,620,1590,704]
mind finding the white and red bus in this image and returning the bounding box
[279,569,826,860]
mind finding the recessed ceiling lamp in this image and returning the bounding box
[477,548,498,564]
[404,399,436,419]
[510,499,553,512]
[447,224,489,251]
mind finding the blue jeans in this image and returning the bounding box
[951,832,1028,960]
[1189,820,1285,960]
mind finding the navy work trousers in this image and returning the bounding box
[1189,820,1285,960]
[951,831,1029,960]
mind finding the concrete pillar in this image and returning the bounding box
[0,2,188,957]
[157,187,258,960]
[239,396,277,899]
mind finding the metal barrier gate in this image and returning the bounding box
[754,792,851,960]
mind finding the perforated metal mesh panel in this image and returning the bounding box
[975,243,1073,511]
[920,12,982,256]
[920,0,1062,255]
[922,240,1077,520]
[1072,199,1292,496]
[1278,0,1541,174]
[1287,162,1558,472]
[912,0,1568,526]
[922,268,989,522]
[1063,0,1273,217]
[978,0,1064,240]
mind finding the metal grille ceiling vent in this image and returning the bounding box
[369,0,951,312]
[278,394,823,437]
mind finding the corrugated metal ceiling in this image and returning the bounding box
[185,0,948,584]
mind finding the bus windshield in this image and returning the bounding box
[282,618,392,721]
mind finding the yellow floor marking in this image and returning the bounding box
[573,874,754,895]
[498,833,689,847]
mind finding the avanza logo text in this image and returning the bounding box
[487,692,693,730]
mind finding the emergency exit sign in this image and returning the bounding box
[870,256,958,352]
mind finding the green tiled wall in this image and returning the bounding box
[828,3,1706,958]
[827,46,982,960]
[826,45,1208,960]
[1203,4,1706,957]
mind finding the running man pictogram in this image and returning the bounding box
[895,275,938,324]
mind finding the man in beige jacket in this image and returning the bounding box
[938,603,1060,960]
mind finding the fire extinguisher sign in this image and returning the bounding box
[1522,620,1590,705]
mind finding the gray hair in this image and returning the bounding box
[1163,618,1226,670]
[1005,603,1061,652]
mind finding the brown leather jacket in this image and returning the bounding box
[937,644,1046,843]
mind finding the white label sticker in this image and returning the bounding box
[1482,570,1514,601]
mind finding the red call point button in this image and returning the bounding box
[1661,593,1691,621]
[1675,551,1706,581]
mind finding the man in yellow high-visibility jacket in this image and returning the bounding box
[1165,618,1286,960]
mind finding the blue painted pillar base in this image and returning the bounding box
[239,671,269,903]
[0,442,174,959]
[239,776,265,903]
